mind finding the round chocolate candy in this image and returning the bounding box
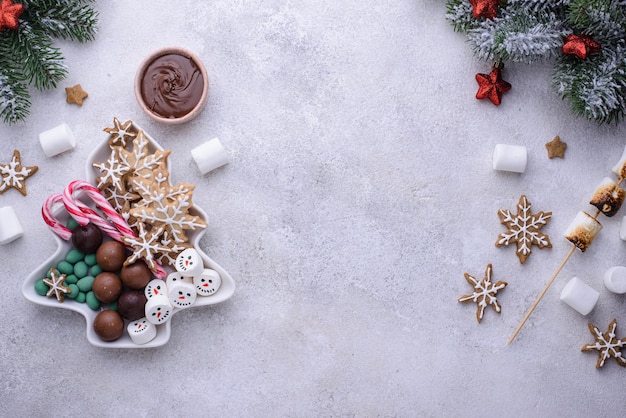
[92,272,123,303]
[93,310,124,342]
[117,290,147,321]
[120,261,152,290]
[96,241,126,271]
[71,223,103,254]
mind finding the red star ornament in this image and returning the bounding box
[562,34,601,60]
[475,66,511,106]
[469,0,501,20]
[0,0,24,32]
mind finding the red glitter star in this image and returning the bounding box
[562,34,601,60]
[475,66,511,106]
[0,0,24,32]
[469,0,501,20]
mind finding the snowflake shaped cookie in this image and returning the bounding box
[0,150,38,196]
[123,223,172,274]
[581,319,626,369]
[104,117,137,147]
[459,263,508,323]
[119,130,171,180]
[43,268,70,302]
[496,195,552,264]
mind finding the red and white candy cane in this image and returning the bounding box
[42,193,73,241]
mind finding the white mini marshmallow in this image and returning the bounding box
[612,144,626,178]
[39,123,76,157]
[127,317,157,345]
[175,248,204,277]
[145,294,173,325]
[560,277,599,316]
[492,144,527,173]
[168,280,197,309]
[619,216,626,241]
[0,206,24,244]
[194,268,222,296]
[191,137,229,174]
[604,266,626,294]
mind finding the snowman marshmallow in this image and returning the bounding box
[127,317,157,345]
[175,248,204,277]
[193,268,222,296]
[168,280,197,309]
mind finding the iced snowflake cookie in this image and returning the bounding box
[0,149,38,196]
[459,264,507,323]
[581,319,626,369]
[496,195,552,264]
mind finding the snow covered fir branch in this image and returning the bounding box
[445,0,626,124]
[0,0,98,124]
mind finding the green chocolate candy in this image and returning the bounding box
[35,279,48,296]
[90,265,103,276]
[65,249,84,264]
[65,274,78,285]
[84,253,98,266]
[108,301,118,311]
[66,218,79,231]
[57,261,73,275]
[66,284,80,299]
[75,292,86,303]
[76,275,94,293]
[73,261,89,278]
[86,291,100,310]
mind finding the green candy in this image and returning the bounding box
[66,284,80,299]
[34,279,48,296]
[73,261,89,278]
[57,261,73,275]
[65,274,78,285]
[84,253,98,266]
[90,265,103,276]
[66,218,79,231]
[86,291,100,310]
[108,301,118,311]
[76,275,94,293]
[65,249,84,264]
[75,292,86,303]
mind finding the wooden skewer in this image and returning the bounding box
[508,245,577,344]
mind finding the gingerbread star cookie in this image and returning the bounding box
[0,149,38,196]
[459,264,507,323]
[545,135,567,159]
[496,195,552,264]
[43,268,70,302]
[581,319,626,369]
[65,84,88,106]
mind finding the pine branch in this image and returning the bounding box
[24,0,99,43]
[445,0,477,33]
[568,0,626,42]
[0,69,31,124]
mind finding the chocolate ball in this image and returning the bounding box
[92,272,123,303]
[72,223,103,254]
[96,241,126,271]
[120,261,152,289]
[117,290,147,321]
[93,310,124,342]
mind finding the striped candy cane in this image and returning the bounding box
[42,193,73,241]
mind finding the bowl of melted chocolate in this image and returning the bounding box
[135,47,208,124]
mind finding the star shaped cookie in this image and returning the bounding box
[65,84,88,106]
[0,149,38,196]
[43,268,70,302]
[545,135,567,159]
[459,263,507,323]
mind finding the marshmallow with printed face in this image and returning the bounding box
[175,248,204,277]
[127,317,157,345]
[144,279,167,300]
[492,144,527,173]
[560,277,599,316]
[39,123,76,157]
[0,206,24,244]
[564,211,602,252]
[194,268,222,296]
[166,271,192,289]
[604,266,626,294]
[168,280,197,309]
[191,137,229,175]
[145,293,173,325]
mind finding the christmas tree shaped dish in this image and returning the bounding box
[22,121,235,348]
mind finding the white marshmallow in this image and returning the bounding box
[39,123,76,157]
[492,144,527,173]
[145,294,173,325]
[191,137,229,174]
[612,144,626,178]
[564,211,602,252]
[619,216,626,241]
[560,277,599,316]
[144,279,167,300]
[194,268,222,296]
[127,317,157,345]
[175,248,204,277]
[604,266,626,294]
[168,280,197,309]
[0,206,24,244]
[166,271,192,289]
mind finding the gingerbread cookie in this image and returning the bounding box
[459,264,507,323]
[545,135,566,159]
[43,268,70,302]
[103,117,137,147]
[0,149,38,196]
[65,84,88,106]
[581,319,626,368]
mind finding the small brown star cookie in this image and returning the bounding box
[545,135,566,159]
[0,149,38,196]
[43,268,70,302]
[65,84,88,106]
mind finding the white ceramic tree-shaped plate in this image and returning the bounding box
[22,122,235,348]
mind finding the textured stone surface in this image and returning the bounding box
[2,1,626,415]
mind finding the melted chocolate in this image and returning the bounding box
[140,53,204,119]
